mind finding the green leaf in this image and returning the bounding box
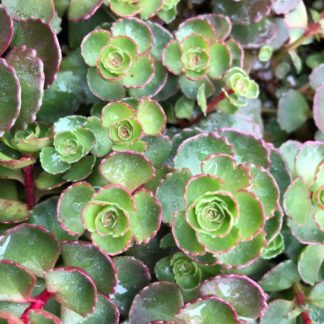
[199,275,267,319]
[28,309,61,324]
[208,43,231,79]
[279,140,301,178]
[176,18,214,41]
[0,224,60,277]
[197,83,207,115]
[176,296,239,324]
[100,152,155,191]
[112,256,151,317]
[0,260,35,302]
[314,84,324,133]
[156,170,191,224]
[62,155,96,182]
[175,96,194,120]
[68,0,102,21]
[163,40,182,75]
[260,299,296,324]
[130,189,161,244]
[35,171,66,191]
[45,267,97,317]
[62,242,116,296]
[0,5,13,57]
[143,136,171,168]
[0,58,20,137]
[129,282,183,324]
[259,260,301,292]
[0,198,29,224]
[40,147,71,175]
[277,90,309,133]
[308,282,324,308]
[58,182,94,236]
[298,245,324,285]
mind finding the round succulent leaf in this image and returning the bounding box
[122,55,154,88]
[136,99,166,136]
[91,230,132,255]
[314,84,324,133]
[208,43,231,79]
[279,140,301,179]
[308,282,324,309]
[101,101,135,129]
[57,182,94,236]
[216,232,266,268]
[68,0,103,22]
[0,198,29,224]
[176,18,215,42]
[143,136,171,168]
[201,154,250,192]
[260,299,296,324]
[62,156,96,182]
[176,296,239,324]
[154,257,174,283]
[199,274,267,319]
[139,0,163,20]
[54,114,86,133]
[259,260,301,292]
[109,0,141,17]
[112,18,153,54]
[226,39,244,68]
[200,14,232,41]
[277,90,309,133]
[0,224,60,277]
[0,165,23,184]
[112,256,151,317]
[156,170,191,224]
[81,29,111,67]
[0,5,13,56]
[179,74,215,100]
[6,46,45,129]
[295,142,324,186]
[220,129,269,167]
[0,58,21,137]
[175,134,233,175]
[265,210,283,243]
[62,242,117,296]
[162,40,182,75]
[34,171,66,191]
[172,211,205,256]
[12,18,61,87]
[129,282,183,324]
[272,0,302,14]
[100,151,155,191]
[92,184,134,213]
[28,309,61,324]
[87,67,125,101]
[40,147,71,175]
[310,64,324,90]
[129,189,161,244]
[185,175,222,207]
[62,293,119,324]
[85,117,112,157]
[298,245,324,285]
[29,197,76,241]
[45,267,97,317]
[147,21,172,60]
[0,260,35,302]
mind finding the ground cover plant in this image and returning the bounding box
[0,0,323,323]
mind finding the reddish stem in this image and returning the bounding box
[177,89,233,128]
[22,165,35,210]
[295,289,312,324]
[20,290,53,323]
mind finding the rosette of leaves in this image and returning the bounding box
[39,116,97,182]
[157,129,283,268]
[0,222,120,323]
[155,252,203,291]
[56,152,161,254]
[101,98,166,152]
[282,141,324,244]
[81,18,158,100]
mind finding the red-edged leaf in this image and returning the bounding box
[0,5,13,56]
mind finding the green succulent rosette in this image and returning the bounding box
[101,98,166,152]
[157,129,283,268]
[157,0,181,23]
[282,141,324,244]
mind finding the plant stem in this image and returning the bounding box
[20,290,53,323]
[294,283,312,324]
[22,164,35,210]
[261,108,277,115]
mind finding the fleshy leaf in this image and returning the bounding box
[176,296,239,324]
[6,46,45,129]
[156,170,191,224]
[162,41,182,75]
[112,256,151,317]
[279,140,301,178]
[260,299,296,324]
[297,245,324,285]
[62,156,96,182]
[143,136,171,168]
[199,274,267,319]
[259,260,301,292]
[308,282,324,309]
[314,84,324,133]
[0,58,21,137]
[57,182,94,236]
[45,267,97,317]
[28,309,61,324]
[130,189,161,244]
[129,282,183,324]
[0,197,29,224]
[62,293,119,324]
[0,260,35,302]
[40,147,70,175]
[0,5,13,56]
[68,0,103,22]
[13,18,61,87]
[0,224,60,277]
[62,242,116,296]
[100,151,155,191]
[2,0,55,21]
